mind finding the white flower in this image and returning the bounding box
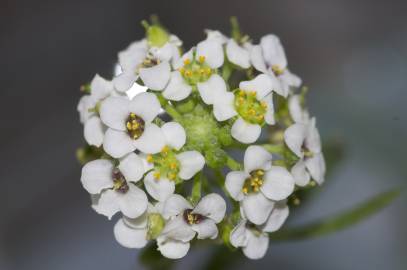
[99,92,165,158]
[114,202,164,249]
[226,39,251,69]
[113,38,180,93]
[284,117,326,186]
[173,39,226,105]
[143,122,205,202]
[157,193,226,259]
[230,202,289,260]
[204,29,228,45]
[225,146,294,225]
[213,74,275,144]
[79,74,120,147]
[80,153,148,219]
[249,34,301,97]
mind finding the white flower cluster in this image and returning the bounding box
[77,19,325,260]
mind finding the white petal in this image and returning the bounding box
[144,172,175,202]
[90,74,114,100]
[162,71,192,101]
[244,145,273,173]
[231,117,261,144]
[280,69,302,88]
[262,202,289,233]
[196,39,224,69]
[197,74,226,105]
[157,237,190,259]
[92,190,120,219]
[161,215,196,242]
[268,72,285,97]
[133,123,166,154]
[162,194,193,219]
[118,184,148,219]
[84,116,105,147]
[241,193,274,225]
[242,230,269,260]
[291,159,311,187]
[118,153,145,183]
[225,171,248,201]
[213,91,237,121]
[262,93,275,125]
[226,39,250,68]
[113,72,137,93]
[173,49,193,69]
[191,219,218,239]
[229,220,249,248]
[239,74,273,100]
[123,212,148,229]
[305,118,322,153]
[260,34,287,69]
[139,152,154,171]
[193,193,226,223]
[176,151,205,180]
[249,45,267,73]
[103,128,136,158]
[305,153,326,185]
[118,40,147,71]
[205,29,228,44]
[161,122,186,150]
[99,97,130,130]
[114,218,148,249]
[139,62,171,91]
[284,123,307,157]
[288,95,306,123]
[128,92,161,123]
[77,95,95,123]
[261,166,295,201]
[81,159,114,194]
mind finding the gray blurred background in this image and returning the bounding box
[1,0,406,269]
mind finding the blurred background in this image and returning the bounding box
[1,0,406,269]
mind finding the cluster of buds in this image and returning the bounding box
[77,17,326,260]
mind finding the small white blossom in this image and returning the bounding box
[99,93,165,158]
[213,74,275,143]
[285,95,325,185]
[230,202,289,259]
[157,193,226,259]
[114,202,164,249]
[249,34,301,97]
[225,146,294,225]
[143,122,205,202]
[226,39,251,69]
[80,153,148,219]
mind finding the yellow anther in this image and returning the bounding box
[126,122,132,130]
[161,145,169,154]
[242,187,248,194]
[272,65,284,76]
[185,70,192,77]
[257,170,264,176]
[261,101,268,108]
[146,154,153,163]
[205,68,212,75]
[168,173,176,180]
[257,115,264,120]
[183,58,191,65]
[238,97,245,104]
[179,67,185,74]
[248,109,256,115]
[199,68,205,75]
[198,55,206,63]
[130,112,136,117]
[293,197,301,206]
[250,91,257,96]
[239,90,245,97]
[169,162,177,169]
[153,171,161,179]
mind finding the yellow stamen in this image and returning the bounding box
[146,154,153,163]
[198,55,206,63]
[250,91,256,96]
[248,109,256,115]
[185,70,192,77]
[183,58,191,65]
[153,171,161,179]
[169,162,177,169]
[261,101,268,108]
[161,146,169,154]
[179,67,185,75]
[168,173,176,180]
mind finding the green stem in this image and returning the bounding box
[261,143,285,154]
[230,16,241,42]
[163,103,182,121]
[226,155,242,171]
[221,62,233,82]
[191,172,202,204]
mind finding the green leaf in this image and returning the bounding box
[271,188,402,241]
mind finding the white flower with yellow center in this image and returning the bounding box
[157,193,226,259]
[250,34,301,97]
[143,122,205,202]
[80,153,148,219]
[172,39,226,105]
[113,35,181,93]
[225,146,294,225]
[284,98,326,185]
[99,92,165,158]
[230,202,289,260]
[114,202,165,249]
[213,74,275,144]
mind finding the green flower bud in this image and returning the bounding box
[147,213,165,240]
[146,25,169,48]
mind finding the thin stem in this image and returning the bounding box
[230,16,241,41]
[163,103,182,121]
[226,155,242,171]
[221,61,233,82]
[191,172,202,204]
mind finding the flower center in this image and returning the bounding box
[126,113,145,140]
[179,56,213,85]
[147,145,180,181]
[234,90,267,124]
[112,169,129,193]
[301,143,314,158]
[242,169,265,194]
[271,65,284,76]
[183,209,205,225]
